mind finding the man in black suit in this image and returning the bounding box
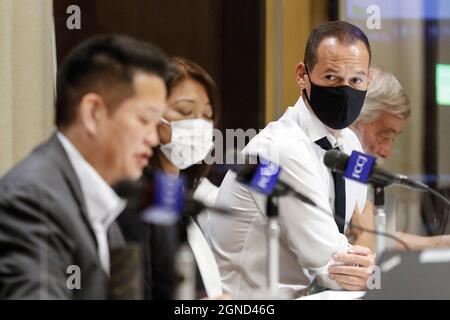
[0,35,170,299]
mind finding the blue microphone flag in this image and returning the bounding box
[249,159,282,194]
[343,150,376,184]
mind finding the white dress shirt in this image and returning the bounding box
[192,178,219,233]
[208,97,367,297]
[188,178,223,297]
[57,132,126,275]
[193,178,219,208]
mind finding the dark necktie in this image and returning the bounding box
[315,137,346,233]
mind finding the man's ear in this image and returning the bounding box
[78,93,107,136]
[367,67,374,87]
[295,62,308,91]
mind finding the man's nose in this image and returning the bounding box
[377,145,392,160]
[144,129,159,148]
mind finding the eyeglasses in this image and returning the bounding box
[375,131,396,145]
[159,117,170,126]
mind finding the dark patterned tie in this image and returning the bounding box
[315,137,346,233]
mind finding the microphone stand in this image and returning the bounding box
[266,195,280,296]
[174,220,197,300]
[373,183,387,258]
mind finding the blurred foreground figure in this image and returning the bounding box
[0,35,170,299]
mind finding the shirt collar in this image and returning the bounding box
[56,132,126,228]
[293,96,344,148]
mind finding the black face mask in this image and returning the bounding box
[303,67,367,130]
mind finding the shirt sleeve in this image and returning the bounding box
[254,137,350,290]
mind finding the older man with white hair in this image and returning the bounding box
[350,66,450,251]
[351,66,410,161]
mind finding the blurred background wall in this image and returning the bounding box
[0,0,55,176]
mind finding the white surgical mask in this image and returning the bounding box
[160,118,214,170]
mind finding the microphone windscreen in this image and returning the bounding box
[222,148,258,174]
[323,149,348,172]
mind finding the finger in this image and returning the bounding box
[329,265,371,278]
[363,200,374,213]
[330,274,367,289]
[348,245,373,256]
[336,281,366,291]
[353,203,361,215]
[333,253,375,267]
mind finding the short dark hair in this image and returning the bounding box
[55,35,171,127]
[304,20,371,71]
[168,57,221,128]
[148,57,221,190]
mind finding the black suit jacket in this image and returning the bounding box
[0,133,124,299]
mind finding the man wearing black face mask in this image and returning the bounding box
[209,21,375,297]
[302,65,367,130]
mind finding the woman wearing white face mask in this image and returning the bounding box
[152,57,226,299]
[117,57,226,300]
[150,57,219,196]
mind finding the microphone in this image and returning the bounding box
[141,171,185,226]
[182,194,234,218]
[324,149,429,190]
[229,155,316,207]
[116,170,234,226]
[228,152,412,250]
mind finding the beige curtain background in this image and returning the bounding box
[0,0,56,176]
[339,1,426,234]
[265,0,328,124]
